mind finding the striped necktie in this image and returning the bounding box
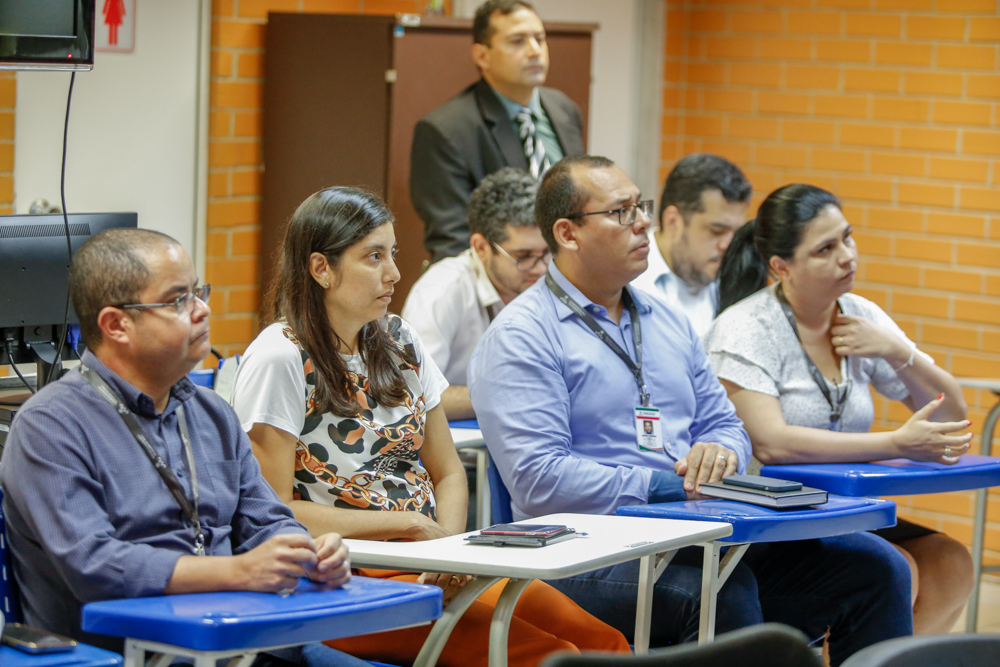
[516,107,551,179]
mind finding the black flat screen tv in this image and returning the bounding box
[0,0,95,71]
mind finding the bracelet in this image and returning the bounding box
[893,348,915,372]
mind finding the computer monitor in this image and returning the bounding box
[0,212,137,400]
[0,0,96,71]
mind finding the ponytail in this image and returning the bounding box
[717,219,766,315]
[716,184,841,316]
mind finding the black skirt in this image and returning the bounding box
[871,517,938,543]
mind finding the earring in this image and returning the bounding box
[323,281,330,289]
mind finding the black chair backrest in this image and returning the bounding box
[541,624,820,667]
[840,633,1000,667]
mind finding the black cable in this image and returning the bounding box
[45,71,75,388]
[6,340,35,395]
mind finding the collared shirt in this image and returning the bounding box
[468,262,750,521]
[631,231,720,337]
[402,248,503,386]
[492,86,565,166]
[0,350,307,649]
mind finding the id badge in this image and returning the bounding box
[635,406,664,452]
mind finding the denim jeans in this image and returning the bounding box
[545,532,913,667]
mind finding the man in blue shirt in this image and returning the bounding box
[468,156,913,664]
[0,229,365,667]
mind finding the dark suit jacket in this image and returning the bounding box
[410,79,585,263]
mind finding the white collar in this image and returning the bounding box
[464,248,504,310]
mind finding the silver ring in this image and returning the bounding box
[717,454,727,461]
[944,447,953,456]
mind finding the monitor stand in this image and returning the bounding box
[0,343,63,406]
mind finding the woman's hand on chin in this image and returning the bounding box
[831,314,910,365]
[892,394,973,464]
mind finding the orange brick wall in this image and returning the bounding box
[207,0,446,359]
[661,1,1000,560]
[0,72,14,378]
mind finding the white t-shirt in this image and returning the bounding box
[631,231,719,337]
[231,316,449,518]
[401,248,503,386]
[702,284,932,432]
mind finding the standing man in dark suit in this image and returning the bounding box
[411,0,586,263]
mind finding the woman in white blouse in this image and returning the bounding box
[704,183,974,634]
[231,187,629,667]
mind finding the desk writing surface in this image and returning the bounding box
[760,455,1000,497]
[0,644,122,667]
[81,577,442,652]
[450,427,485,449]
[345,513,731,580]
[618,496,896,543]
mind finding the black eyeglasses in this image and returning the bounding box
[566,200,654,227]
[490,242,551,272]
[115,284,211,316]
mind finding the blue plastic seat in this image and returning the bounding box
[0,644,122,667]
[487,452,513,524]
[448,419,479,430]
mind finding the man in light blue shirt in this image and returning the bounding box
[468,156,913,662]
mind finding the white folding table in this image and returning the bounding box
[345,512,732,667]
[450,426,490,529]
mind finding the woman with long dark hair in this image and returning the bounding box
[705,183,974,634]
[231,187,629,667]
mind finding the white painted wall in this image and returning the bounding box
[14,0,205,257]
[455,0,644,180]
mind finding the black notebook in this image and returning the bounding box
[699,480,828,508]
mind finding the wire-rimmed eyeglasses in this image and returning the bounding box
[490,242,551,273]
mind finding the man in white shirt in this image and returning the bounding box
[403,167,549,420]
[632,153,752,335]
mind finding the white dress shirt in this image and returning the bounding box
[631,231,719,337]
[402,248,503,386]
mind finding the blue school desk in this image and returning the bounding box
[617,496,896,644]
[762,450,1000,633]
[0,644,122,667]
[82,577,442,667]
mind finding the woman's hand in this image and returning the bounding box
[892,394,973,464]
[830,314,911,367]
[404,512,454,541]
[417,572,472,605]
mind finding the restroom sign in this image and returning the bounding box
[96,0,136,53]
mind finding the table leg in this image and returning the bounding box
[413,575,501,667]
[124,640,143,667]
[488,578,533,667]
[967,398,1000,633]
[477,448,490,529]
[698,542,749,644]
[634,550,677,655]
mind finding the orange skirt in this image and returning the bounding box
[325,568,630,667]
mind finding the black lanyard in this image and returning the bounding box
[545,273,649,406]
[775,284,850,431]
[82,365,206,556]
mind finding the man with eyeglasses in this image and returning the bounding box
[403,167,548,420]
[0,229,367,667]
[468,155,913,660]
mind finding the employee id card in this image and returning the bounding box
[635,406,663,452]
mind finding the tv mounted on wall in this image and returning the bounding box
[0,0,95,71]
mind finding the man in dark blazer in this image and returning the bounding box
[411,0,585,263]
